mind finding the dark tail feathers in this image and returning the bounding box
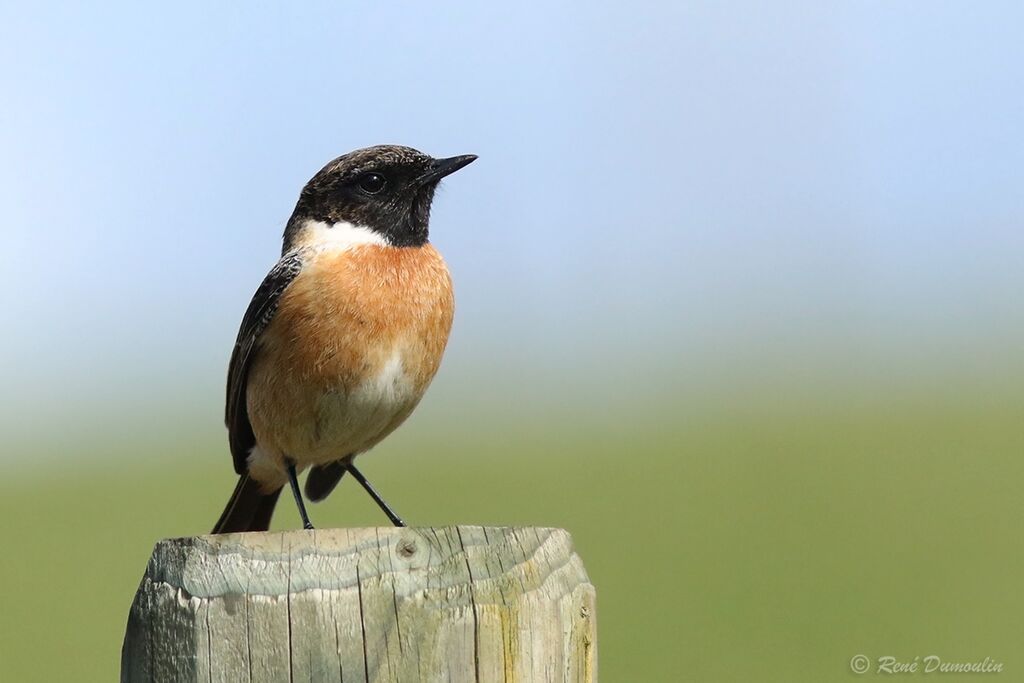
[305,460,348,502]
[211,474,282,534]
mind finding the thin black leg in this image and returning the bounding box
[346,463,406,527]
[286,462,314,530]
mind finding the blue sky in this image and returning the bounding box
[1,2,1021,460]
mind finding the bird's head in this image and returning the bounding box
[284,145,476,252]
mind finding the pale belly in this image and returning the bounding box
[304,348,425,461]
[244,339,431,487]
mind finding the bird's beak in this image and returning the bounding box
[419,154,478,184]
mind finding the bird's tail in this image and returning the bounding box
[211,474,282,534]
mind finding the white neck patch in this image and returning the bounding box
[298,219,388,250]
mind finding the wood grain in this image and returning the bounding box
[121,527,596,682]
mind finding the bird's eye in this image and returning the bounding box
[357,172,388,195]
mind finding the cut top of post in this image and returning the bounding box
[122,526,597,683]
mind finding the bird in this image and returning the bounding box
[212,144,476,534]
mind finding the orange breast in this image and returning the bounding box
[245,243,454,462]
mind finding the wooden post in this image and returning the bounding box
[121,526,596,682]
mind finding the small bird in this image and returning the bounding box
[212,145,476,533]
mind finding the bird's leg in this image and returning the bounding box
[346,463,406,527]
[286,461,314,530]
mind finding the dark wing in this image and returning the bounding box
[225,250,305,474]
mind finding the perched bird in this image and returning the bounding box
[213,145,476,534]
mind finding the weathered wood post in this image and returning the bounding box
[121,526,596,682]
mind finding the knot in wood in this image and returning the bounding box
[397,538,418,558]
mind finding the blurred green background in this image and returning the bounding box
[2,376,1024,679]
[3,375,1022,680]
[2,2,1023,681]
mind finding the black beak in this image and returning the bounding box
[419,154,478,184]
